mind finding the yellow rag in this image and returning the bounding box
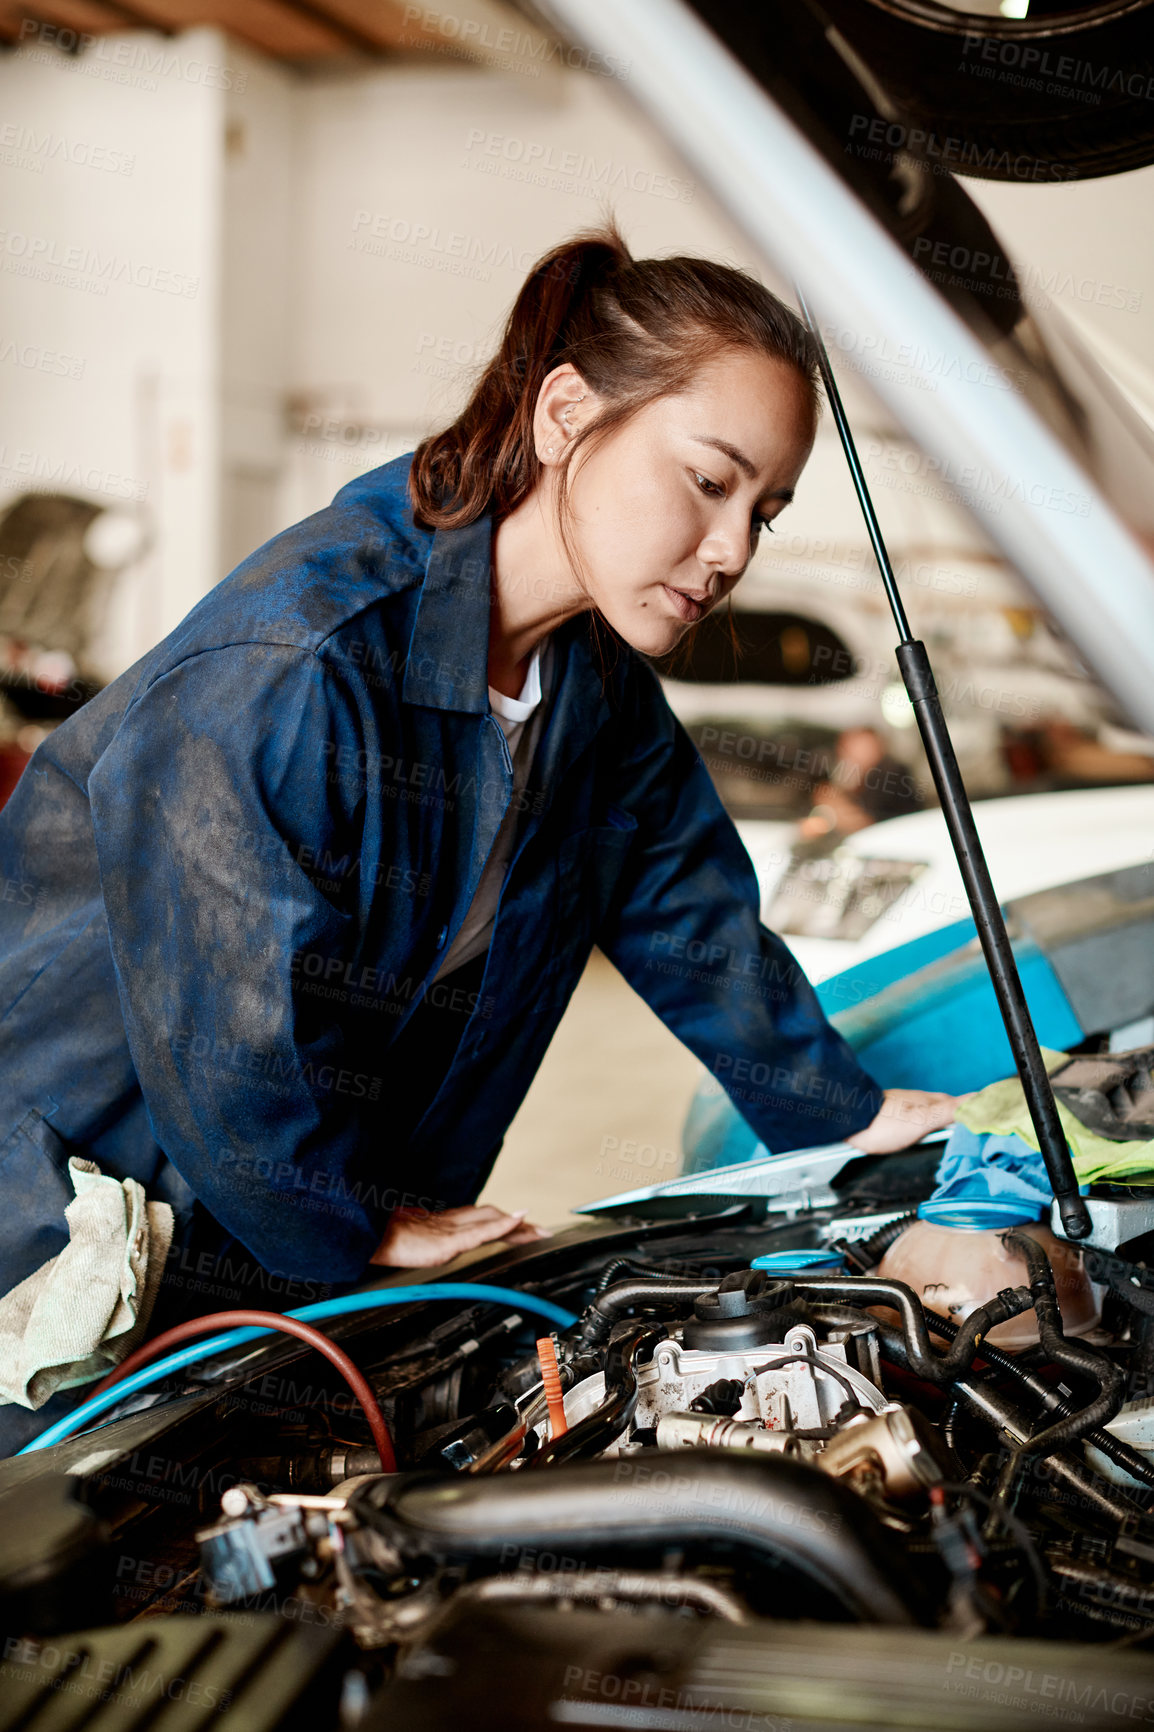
[955,1048,1154,1186]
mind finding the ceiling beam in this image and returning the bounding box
[0,0,144,38]
[261,0,391,56]
[0,0,542,60]
[307,0,456,53]
[94,0,355,58]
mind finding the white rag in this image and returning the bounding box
[0,1156,174,1410]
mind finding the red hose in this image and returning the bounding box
[536,1335,568,1439]
[91,1310,396,1473]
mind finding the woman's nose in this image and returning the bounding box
[697,519,750,584]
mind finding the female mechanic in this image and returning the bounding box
[0,222,960,1449]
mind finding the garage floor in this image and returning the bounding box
[478,949,708,1231]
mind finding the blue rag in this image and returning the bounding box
[931,1123,1059,1216]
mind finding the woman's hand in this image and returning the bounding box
[845,1087,969,1155]
[369,1203,550,1269]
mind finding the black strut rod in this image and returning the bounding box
[795,288,1091,1240]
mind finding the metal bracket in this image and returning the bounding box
[1049,1195,1154,1254]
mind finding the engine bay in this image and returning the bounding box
[5,1154,1154,1729]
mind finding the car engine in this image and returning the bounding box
[4,1172,1154,1729]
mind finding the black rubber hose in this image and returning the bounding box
[531,1323,665,1468]
[876,1322,1152,1524]
[594,1257,647,1295]
[353,1450,926,1626]
[808,1302,881,1340]
[790,1276,1029,1386]
[937,1287,1036,1378]
[920,1310,1072,1408]
[1002,1231,1125,1456]
[847,1213,916,1270]
[792,1277,941,1379]
[592,1257,707,1296]
[925,1308,1154,1493]
[579,1278,719,1346]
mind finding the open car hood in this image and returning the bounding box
[523,0,1154,733]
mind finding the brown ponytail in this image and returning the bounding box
[408,217,821,537]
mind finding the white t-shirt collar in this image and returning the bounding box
[488,640,544,724]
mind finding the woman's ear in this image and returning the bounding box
[534,363,594,467]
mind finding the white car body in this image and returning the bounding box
[738,782,1154,992]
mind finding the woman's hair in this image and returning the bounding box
[408,219,821,557]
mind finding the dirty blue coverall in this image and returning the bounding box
[0,452,884,1445]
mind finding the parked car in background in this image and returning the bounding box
[658,502,1152,824]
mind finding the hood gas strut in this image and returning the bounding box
[796,289,1091,1240]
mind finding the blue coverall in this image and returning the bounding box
[0,452,884,1444]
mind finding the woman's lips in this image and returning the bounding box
[661,584,709,624]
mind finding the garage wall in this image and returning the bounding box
[0,27,226,673]
[220,44,296,578]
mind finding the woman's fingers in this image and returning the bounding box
[369,1203,546,1268]
[845,1087,964,1155]
[443,1209,529,1250]
[501,1221,553,1244]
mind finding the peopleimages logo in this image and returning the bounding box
[0,229,198,298]
[859,437,1091,519]
[846,112,1074,182]
[0,124,135,176]
[2,1636,233,1712]
[0,447,146,501]
[462,130,694,201]
[911,236,1141,313]
[0,338,85,379]
[17,19,249,90]
[961,30,1154,104]
[398,6,629,78]
[944,1651,1154,1722]
[348,211,552,282]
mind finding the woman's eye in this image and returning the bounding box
[752,516,776,536]
[693,471,724,498]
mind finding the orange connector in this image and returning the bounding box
[536,1334,568,1439]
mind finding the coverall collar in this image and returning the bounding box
[402,510,493,713]
[400,506,618,749]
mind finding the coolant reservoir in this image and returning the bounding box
[875,1199,1100,1350]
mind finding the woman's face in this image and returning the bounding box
[552,347,817,658]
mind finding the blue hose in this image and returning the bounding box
[19,1282,578,1455]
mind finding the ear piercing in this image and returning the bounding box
[545,395,586,461]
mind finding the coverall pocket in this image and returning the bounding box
[0,1108,75,1297]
